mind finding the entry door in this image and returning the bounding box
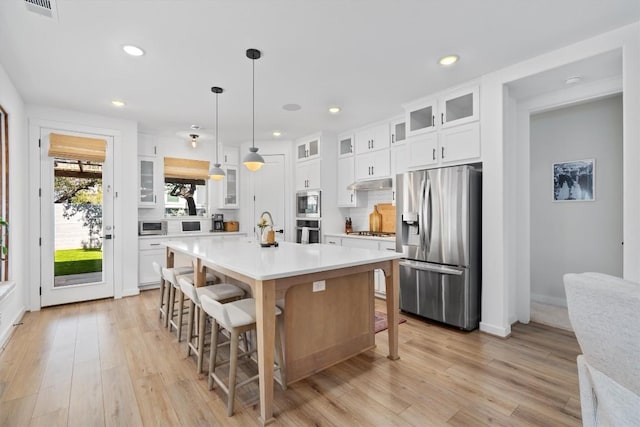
[40,128,115,306]
[253,155,286,240]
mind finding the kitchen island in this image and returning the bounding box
[164,237,402,425]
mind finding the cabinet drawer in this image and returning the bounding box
[379,241,397,251]
[341,238,379,250]
[139,239,166,251]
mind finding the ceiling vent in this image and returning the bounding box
[24,0,58,20]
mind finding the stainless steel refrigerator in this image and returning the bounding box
[396,165,481,330]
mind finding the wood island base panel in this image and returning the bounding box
[283,271,375,384]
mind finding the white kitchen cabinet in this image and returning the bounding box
[355,149,390,181]
[138,156,159,207]
[355,123,389,154]
[407,122,480,169]
[296,137,320,162]
[403,85,481,170]
[390,118,407,145]
[220,165,239,208]
[219,145,240,209]
[390,144,409,204]
[222,146,239,165]
[337,156,365,207]
[138,133,157,157]
[407,133,439,169]
[338,134,354,158]
[138,238,167,285]
[296,159,321,191]
[324,235,341,245]
[440,86,479,128]
[405,98,437,138]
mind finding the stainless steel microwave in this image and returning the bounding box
[138,220,167,235]
[296,190,321,219]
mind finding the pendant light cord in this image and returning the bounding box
[215,91,219,161]
[252,56,255,149]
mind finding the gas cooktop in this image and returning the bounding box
[347,231,396,237]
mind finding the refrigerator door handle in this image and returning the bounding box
[399,260,463,276]
[417,175,426,259]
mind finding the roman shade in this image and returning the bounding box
[48,133,107,162]
[164,157,211,180]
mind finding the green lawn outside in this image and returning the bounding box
[54,248,103,276]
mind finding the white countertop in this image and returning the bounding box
[163,238,402,281]
[139,231,245,240]
[324,232,396,242]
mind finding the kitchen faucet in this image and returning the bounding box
[260,211,275,228]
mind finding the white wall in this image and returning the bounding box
[481,22,640,336]
[530,95,623,306]
[27,105,139,307]
[0,62,28,345]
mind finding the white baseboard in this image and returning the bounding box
[0,307,26,351]
[531,293,567,308]
[480,321,511,337]
[120,287,140,298]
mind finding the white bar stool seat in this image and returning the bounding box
[178,276,245,373]
[153,262,193,327]
[163,267,216,340]
[200,294,286,417]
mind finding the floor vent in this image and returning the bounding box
[24,0,58,20]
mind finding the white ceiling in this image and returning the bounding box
[0,0,638,146]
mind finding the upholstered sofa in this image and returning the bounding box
[564,272,640,426]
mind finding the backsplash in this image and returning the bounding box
[345,190,394,231]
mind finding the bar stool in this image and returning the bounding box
[153,262,192,328]
[200,294,286,417]
[178,276,245,373]
[162,267,217,341]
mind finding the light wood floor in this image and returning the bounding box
[0,290,582,426]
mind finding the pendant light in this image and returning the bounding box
[209,86,226,181]
[242,48,265,172]
[189,133,199,148]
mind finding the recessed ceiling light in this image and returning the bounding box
[439,55,459,66]
[111,100,126,107]
[328,106,341,114]
[565,76,582,85]
[122,45,145,57]
[272,131,282,137]
[282,103,301,111]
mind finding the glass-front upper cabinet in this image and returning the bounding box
[440,86,479,128]
[390,118,406,145]
[221,166,238,208]
[338,134,354,158]
[296,138,320,161]
[138,156,157,207]
[405,98,437,137]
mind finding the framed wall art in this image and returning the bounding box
[553,159,595,202]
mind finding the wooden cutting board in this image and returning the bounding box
[377,203,396,233]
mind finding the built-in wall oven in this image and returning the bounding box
[296,219,320,244]
[296,190,321,219]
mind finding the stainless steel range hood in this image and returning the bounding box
[347,178,392,191]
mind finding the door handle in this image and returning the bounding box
[432,148,436,161]
[399,260,462,276]
[441,147,445,159]
[105,234,113,240]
